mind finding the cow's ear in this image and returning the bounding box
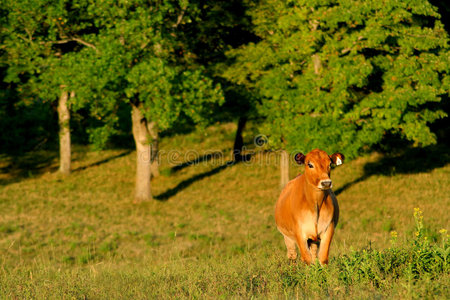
[331,153,345,166]
[294,153,305,165]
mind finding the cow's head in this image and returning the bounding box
[295,149,344,190]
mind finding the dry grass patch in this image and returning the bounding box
[0,123,449,298]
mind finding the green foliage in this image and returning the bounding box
[69,0,225,147]
[125,59,223,130]
[179,0,259,124]
[2,0,95,95]
[224,0,449,157]
[1,0,110,149]
[1,0,224,150]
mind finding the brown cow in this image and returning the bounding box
[275,149,344,265]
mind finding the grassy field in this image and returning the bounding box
[0,123,449,299]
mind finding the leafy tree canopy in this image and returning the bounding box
[2,0,224,149]
[224,0,449,158]
[73,0,224,139]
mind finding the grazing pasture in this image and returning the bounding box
[0,124,449,299]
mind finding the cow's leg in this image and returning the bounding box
[309,241,318,263]
[317,224,335,265]
[295,234,312,264]
[283,235,297,260]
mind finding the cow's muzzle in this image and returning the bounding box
[319,179,332,189]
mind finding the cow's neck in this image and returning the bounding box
[304,182,328,213]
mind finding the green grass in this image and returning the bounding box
[0,123,449,299]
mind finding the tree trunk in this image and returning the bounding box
[131,103,152,202]
[147,121,160,178]
[57,89,71,175]
[233,116,247,161]
[280,149,289,188]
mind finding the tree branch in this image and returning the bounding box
[24,28,34,42]
[173,7,186,28]
[40,37,99,53]
[71,37,98,52]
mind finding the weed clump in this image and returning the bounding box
[280,209,449,298]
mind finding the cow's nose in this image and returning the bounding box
[321,180,332,188]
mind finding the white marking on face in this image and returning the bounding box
[336,157,342,165]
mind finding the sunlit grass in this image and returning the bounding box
[0,123,449,298]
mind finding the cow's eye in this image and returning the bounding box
[308,162,314,168]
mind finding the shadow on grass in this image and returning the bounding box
[72,150,132,172]
[0,151,58,185]
[334,143,450,196]
[170,151,224,173]
[0,150,132,186]
[155,156,251,201]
